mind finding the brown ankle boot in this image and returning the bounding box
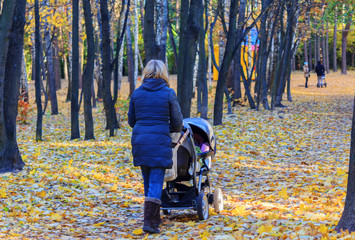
[143,197,161,233]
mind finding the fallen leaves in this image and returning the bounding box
[0,72,353,238]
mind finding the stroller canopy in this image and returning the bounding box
[184,118,216,154]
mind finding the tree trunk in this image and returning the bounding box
[274,1,296,108]
[20,53,29,102]
[177,0,202,118]
[100,0,116,136]
[156,0,168,62]
[0,0,16,151]
[333,10,337,72]
[44,4,59,115]
[143,0,158,62]
[53,27,61,90]
[213,0,238,125]
[304,40,308,63]
[341,13,352,75]
[198,2,208,119]
[133,0,139,85]
[255,0,272,110]
[325,23,329,73]
[34,0,43,141]
[0,0,26,173]
[336,97,355,232]
[83,0,95,140]
[71,0,80,139]
[126,18,135,96]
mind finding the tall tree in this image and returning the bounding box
[336,97,355,232]
[126,18,135,96]
[341,11,353,74]
[143,0,159,62]
[143,0,168,62]
[34,0,43,141]
[100,0,116,136]
[177,0,203,118]
[82,0,95,140]
[197,1,208,119]
[0,0,26,172]
[71,0,80,139]
[333,9,337,72]
[0,0,16,150]
[213,0,238,125]
[44,0,58,115]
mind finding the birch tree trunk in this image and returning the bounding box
[20,53,29,102]
[133,0,139,84]
[156,0,168,62]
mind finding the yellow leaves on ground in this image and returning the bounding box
[132,228,143,235]
[0,188,6,198]
[278,187,288,200]
[257,224,273,234]
[50,213,63,221]
[0,71,353,238]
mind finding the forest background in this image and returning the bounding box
[0,0,355,238]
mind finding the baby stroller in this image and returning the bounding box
[161,118,223,220]
[317,74,327,88]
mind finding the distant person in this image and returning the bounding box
[128,60,183,233]
[315,60,325,88]
[303,62,310,88]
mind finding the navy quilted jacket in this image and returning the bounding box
[128,78,183,168]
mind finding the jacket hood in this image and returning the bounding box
[142,78,167,91]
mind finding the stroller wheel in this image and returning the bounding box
[196,193,209,220]
[213,188,224,213]
[163,209,171,215]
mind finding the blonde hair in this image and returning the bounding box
[142,60,169,85]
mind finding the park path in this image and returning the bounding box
[0,71,353,239]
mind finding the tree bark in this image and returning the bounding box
[100,0,116,136]
[333,10,337,72]
[213,0,238,125]
[44,2,59,115]
[82,0,95,140]
[20,54,29,102]
[143,0,159,62]
[126,18,135,96]
[197,2,208,119]
[177,0,202,118]
[0,0,26,173]
[53,27,61,90]
[341,13,352,75]
[336,97,355,232]
[34,0,43,141]
[0,0,16,151]
[71,0,80,139]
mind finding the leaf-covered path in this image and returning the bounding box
[0,72,354,239]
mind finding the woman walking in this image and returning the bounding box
[128,60,183,233]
